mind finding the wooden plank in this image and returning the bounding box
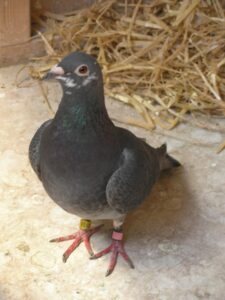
[39,0,95,14]
[0,0,30,47]
[0,0,96,65]
[0,37,45,66]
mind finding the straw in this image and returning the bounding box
[30,0,225,151]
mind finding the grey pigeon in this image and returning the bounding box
[29,51,181,276]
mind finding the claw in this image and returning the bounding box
[91,239,134,276]
[50,224,103,261]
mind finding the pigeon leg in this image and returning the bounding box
[90,223,134,276]
[50,219,103,261]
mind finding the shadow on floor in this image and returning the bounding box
[125,166,197,247]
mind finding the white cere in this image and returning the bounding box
[65,91,72,95]
[50,65,64,75]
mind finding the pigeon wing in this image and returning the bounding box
[29,119,52,180]
[106,146,159,215]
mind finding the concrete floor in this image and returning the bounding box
[0,65,225,300]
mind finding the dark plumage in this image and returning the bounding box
[29,51,181,276]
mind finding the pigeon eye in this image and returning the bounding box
[75,65,89,76]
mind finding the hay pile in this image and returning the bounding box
[31,0,225,150]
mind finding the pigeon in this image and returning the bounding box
[29,51,181,276]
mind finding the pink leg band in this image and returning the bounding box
[112,231,123,241]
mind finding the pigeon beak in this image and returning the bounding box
[42,65,65,80]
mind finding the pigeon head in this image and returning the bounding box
[43,51,103,92]
[43,51,112,130]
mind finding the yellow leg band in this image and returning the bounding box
[79,219,91,230]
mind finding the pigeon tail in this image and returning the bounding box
[157,143,181,171]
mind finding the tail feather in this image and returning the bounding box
[157,143,181,171]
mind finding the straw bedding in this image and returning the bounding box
[30,0,225,151]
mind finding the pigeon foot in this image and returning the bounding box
[90,231,134,276]
[50,220,103,262]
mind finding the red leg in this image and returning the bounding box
[50,220,103,262]
[90,231,134,276]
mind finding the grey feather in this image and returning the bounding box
[29,51,180,221]
[106,129,160,214]
[29,119,52,179]
[156,143,181,171]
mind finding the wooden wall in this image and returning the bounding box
[39,0,95,13]
[0,0,30,47]
[0,0,95,66]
